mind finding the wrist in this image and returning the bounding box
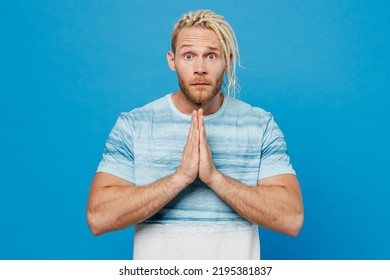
[172,171,193,189]
[203,169,224,189]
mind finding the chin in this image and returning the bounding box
[186,91,217,106]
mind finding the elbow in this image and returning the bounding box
[87,207,133,236]
[87,209,106,236]
[286,211,304,237]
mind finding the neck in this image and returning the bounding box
[171,91,224,116]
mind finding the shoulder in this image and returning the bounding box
[118,94,170,125]
[225,97,273,127]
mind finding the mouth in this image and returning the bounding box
[192,83,210,86]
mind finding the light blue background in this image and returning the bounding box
[1,0,389,259]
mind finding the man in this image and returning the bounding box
[87,10,304,260]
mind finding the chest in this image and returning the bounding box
[132,120,263,186]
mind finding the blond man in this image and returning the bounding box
[87,10,304,259]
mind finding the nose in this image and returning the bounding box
[194,58,207,76]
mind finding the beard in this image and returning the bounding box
[177,73,223,107]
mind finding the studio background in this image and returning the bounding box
[1,0,389,259]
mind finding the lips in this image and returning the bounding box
[192,80,211,86]
[192,83,210,86]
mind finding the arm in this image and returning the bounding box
[87,111,200,236]
[198,109,304,236]
[205,173,303,236]
[87,172,187,236]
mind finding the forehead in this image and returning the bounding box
[175,27,222,51]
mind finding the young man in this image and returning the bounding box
[87,10,304,259]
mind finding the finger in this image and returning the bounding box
[192,110,199,132]
[186,110,196,145]
[199,125,205,148]
[191,110,198,131]
[199,125,208,160]
[198,108,204,129]
[198,109,207,144]
[191,110,199,146]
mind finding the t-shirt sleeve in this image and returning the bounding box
[258,113,296,180]
[96,113,135,183]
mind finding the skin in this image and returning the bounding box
[87,27,304,237]
[167,28,226,115]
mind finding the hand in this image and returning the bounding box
[198,109,220,185]
[176,110,200,186]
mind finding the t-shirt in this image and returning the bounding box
[97,93,295,259]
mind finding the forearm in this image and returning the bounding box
[87,172,187,235]
[88,111,201,236]
[207,172,304,236]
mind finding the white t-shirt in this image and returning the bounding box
[97,94,295,259]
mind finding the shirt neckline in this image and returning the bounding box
[166,93,229,121]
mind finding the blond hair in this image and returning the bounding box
[171,10,240,98]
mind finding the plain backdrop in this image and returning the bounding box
[1,0,389,259]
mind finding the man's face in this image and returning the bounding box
[168,28,226,106]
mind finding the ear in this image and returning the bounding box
[167,51,176,71]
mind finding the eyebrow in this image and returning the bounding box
[179,44,220,52]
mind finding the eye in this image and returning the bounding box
[184,53,193,60]
[208,53,216,60]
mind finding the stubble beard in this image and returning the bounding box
[178,74,223,107]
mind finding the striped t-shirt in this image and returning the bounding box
[97,93,295,259]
